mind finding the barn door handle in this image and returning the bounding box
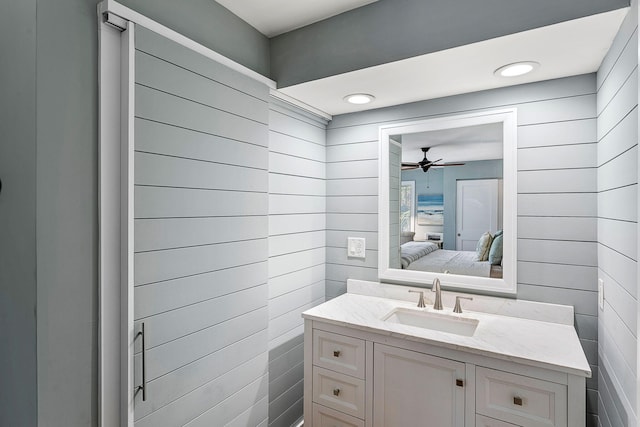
[136,322,147,401]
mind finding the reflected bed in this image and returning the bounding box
[400,241,502,278]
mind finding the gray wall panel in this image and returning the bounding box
[22,0,269,424]
[135,216,269,252]
[135,187,268,218]
[327,73,602,420]
[596,1,638,425]
[517,168,596,193]
[329,74,597,129]
[598,184,637,222]
[269,265,326,299]
[135,151,268,192]
[517,217,597,241]
[517,119,596,148]
[517,143,596,170]
[133,26,270,425]
[136,85,268,147]
[135,119,268,166]
[134,25,269,95]
[269,213,326,235]
[269,231,325,257]
[135,239,267,285]
[134,262,267,318]
[598,68,638,140]
[0,1,37,426]
[267,98,327,426]
[598,106,637,164]
[135,334,268,427]
[598,146,638,191]
[136,50,268,124]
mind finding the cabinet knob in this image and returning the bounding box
[456,379,464,387]
[333,350,341,357]
[513,396,523,406]
[333,388,341,396]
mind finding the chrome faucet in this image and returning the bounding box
[453,296,473,313]
[408,290,426,308]
[432,278,443,310]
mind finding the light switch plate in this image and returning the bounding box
[598,278,604,310]
[347,237,366,259]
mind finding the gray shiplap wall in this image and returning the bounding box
[596,1,638,425]
[326,73,600,423]
[131,27,270,427]
[0,2,37,426]
[268,98,327,427]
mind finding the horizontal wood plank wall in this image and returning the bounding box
[268,98,327,427]
[326,73,600,422]
[132,27,270,427]
[596,2,639,427]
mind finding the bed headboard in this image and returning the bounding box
[400,231,415,245]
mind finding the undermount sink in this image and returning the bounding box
[382,307,479,336]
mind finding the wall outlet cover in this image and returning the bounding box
[347,237,366,259]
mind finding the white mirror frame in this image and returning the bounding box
[378,108,518,295]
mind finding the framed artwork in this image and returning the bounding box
[417,194,444,225]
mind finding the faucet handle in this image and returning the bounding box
[453,296,473,313]
[408,290,426,308]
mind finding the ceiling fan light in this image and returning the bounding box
[494,61,539,78]
[344,93,375,104]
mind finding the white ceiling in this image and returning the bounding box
[215,0,380,37]
[217,2,627,117]
[401,123,504,165]
[279,8,627,116]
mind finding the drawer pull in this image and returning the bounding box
[333,350,341,357]
[333,388,341,396]
[456,379,464,387]
[513,396,523,406]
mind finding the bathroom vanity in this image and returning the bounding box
[302,281,591,427]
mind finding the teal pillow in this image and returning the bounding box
[494,229,503,237]
[488,233,503,265]
[475,232,493,261]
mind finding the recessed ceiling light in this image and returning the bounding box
[494,61,540,77]
[344,93,375,104]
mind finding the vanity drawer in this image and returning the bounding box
[313,330,365,378]
[476,367,567,426]
[313,403,365,427]
[313,366,365,419]
[476,414,520,427]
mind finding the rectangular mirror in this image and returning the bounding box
[378,109,518,295]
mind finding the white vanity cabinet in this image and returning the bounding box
[373,343,465,427]
[303,319,584,427]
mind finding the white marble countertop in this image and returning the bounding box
[302,291,591,378]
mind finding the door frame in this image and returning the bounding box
[97,2,278,425]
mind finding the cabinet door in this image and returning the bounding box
[373,344,465,427]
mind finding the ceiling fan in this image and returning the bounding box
[401,147,465,172]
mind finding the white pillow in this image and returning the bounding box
[475,232,493,261]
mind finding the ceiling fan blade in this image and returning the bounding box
[431,162,466,167]
[424,158,442,166]
[402,163,420,170]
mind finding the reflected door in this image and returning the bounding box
[456,179,499,250]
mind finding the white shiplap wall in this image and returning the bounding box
[268,98,327,427]
[326,73,600,423]
[131,27,270,427]
[596,1,638,426]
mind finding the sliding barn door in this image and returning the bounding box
[125,25,270,426]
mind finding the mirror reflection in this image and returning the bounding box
[390,123,505,279]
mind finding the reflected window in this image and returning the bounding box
[400,181,415,232]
